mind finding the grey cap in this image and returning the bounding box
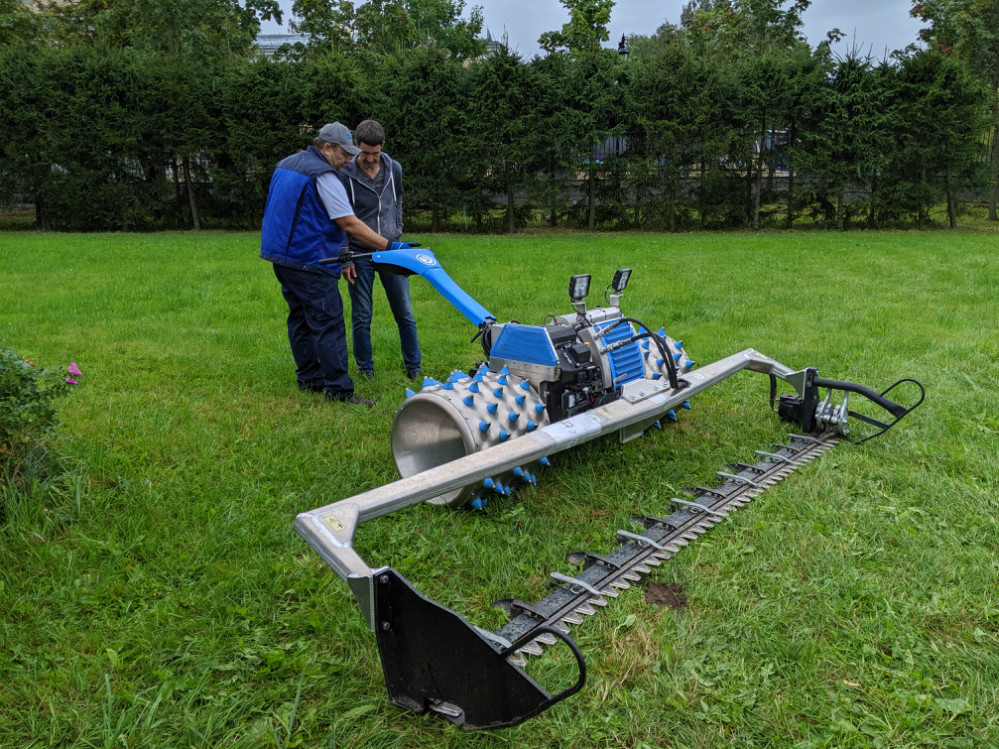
[317,122,360,155]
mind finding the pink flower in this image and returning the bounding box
[68,362,82,376]
[66,378,78,385]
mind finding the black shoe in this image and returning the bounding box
[406,368,423,381]
[326,391,375,408]
[359,370,374,380]
[298,381,323,393]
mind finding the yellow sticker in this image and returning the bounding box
[326,516,345,532]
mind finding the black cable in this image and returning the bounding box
[593,316,680,389]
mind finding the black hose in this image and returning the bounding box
[593,317,680,389]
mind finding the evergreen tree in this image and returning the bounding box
[911,0,999,219]
[885,49,991,227]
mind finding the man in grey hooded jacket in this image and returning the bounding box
[340,120,422,380]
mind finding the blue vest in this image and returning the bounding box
[260,146,347,275]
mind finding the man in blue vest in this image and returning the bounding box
[341,120,421,381]
[260,122,407,407]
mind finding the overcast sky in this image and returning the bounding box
[262,1,925,59]
[480,0,924,59]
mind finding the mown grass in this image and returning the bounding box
[1,228,997,748]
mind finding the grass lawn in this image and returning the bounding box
[1,229,997,748]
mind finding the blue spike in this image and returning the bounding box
[504,486,512,496]
[530,473,537,485]
[462,395,474,407]
[539,456,550,466]
[498,375,508,385]
[448,370,469,383]
[652,372,662,380]
[667,409,678,422]
[652,420,662,429]
[519,380,531,391]
[493,387,504,398]
[508,411,518,423]
[443,381,454,390]
[482,497,489,506]
[673,352,682,362]
[500,366,510,375]
[480,362,491,372]
[479,420,490,432]
[515,394,526,406]
[483,477,495,489]
[473,373,484,383]
[526,420,537,432]
[656,358,664,367]
[685,360,695,369]
[682,401,692,410]
[495,482,504,494]
[470,498,483,510]
[659,328,667,337]
[487,402,498,414]
[422,377,440,388]
[641,340,650,350]
[513,466,523,477]
[499,429,509,441]
[534,403,545,414]
[644,351,650,360]
[469,382,480,394]
[405,388,416,398]
[674,340,683,350]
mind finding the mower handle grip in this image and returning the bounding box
[319,248,374,266]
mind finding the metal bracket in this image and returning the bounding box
[373,568,585,731]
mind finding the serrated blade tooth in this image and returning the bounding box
[563,613,583,625]
[623,571,642,582]
[600,588,620,598]
[553,621,570,634]
[535,632,558,645]
[611,580,630,590]
[643,557,662,567]
[519,642,543,657]
[633,563,652,574]
[575,603,596,616]
[507,653,526,667]
[589,595,609,606]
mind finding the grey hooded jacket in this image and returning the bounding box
[340,152,404,251]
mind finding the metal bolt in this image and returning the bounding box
[381,621,391,631]
[379,575,390,584]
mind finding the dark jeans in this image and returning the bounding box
[272,264,353,397]
[347,256,421,373]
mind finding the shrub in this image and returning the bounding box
[0,347,75,488]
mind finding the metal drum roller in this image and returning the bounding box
[392,367,550,507]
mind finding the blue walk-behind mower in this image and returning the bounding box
[295,246,924,731]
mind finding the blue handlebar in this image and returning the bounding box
[371,248,495,327]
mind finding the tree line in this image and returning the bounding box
[0,0,995,232]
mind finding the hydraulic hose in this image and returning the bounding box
[590,316,680,389]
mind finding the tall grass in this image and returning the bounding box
[1,229,997,747]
